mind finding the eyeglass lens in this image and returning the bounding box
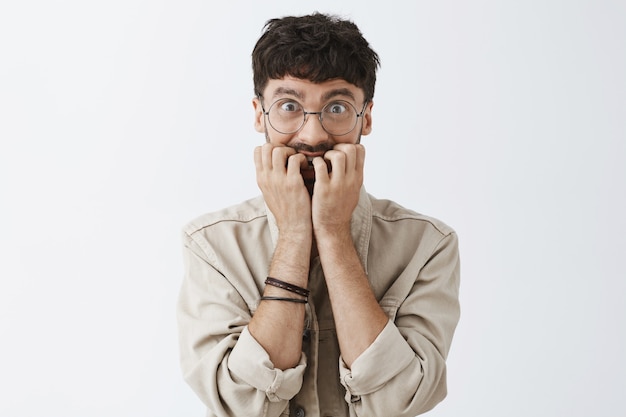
[267,99,358,135]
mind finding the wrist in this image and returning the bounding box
[272,229,313,281]
[278,226,313,244]
[314,221,350,239]
[314,224,352,249]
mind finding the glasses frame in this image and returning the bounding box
[260,97,369,136]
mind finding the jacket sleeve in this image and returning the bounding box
[339,231,461,417]
[177,232,307,417]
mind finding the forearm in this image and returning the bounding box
[180,235,308,415]
[248,231,312,370]
[316,227,388,367]
[309,144,384,365]
[338,231,461,416]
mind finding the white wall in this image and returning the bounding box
[1,1,624,416]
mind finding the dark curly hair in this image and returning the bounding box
[252,13,380,102]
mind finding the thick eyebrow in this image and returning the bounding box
[271,87,304,100]
[270,87,357,103]
[321,88,356,102]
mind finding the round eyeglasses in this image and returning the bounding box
[261,98,368,136]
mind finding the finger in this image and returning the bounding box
[311,155,332,182]
[271,146,295,172]
[261,142,274,169]
[323,149,345,178]
[334,143,357,171]
[253,146,263,173]
[311,156,330,182]
[287,152,307,175]
[355,144,366,173]
[334,143,365,172]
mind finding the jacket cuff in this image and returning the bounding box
[339,320,415,398]
[228,326,307,402]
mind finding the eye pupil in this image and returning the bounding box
[280,101,299,112]
[328,103,346,114]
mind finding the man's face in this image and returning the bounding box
[252,76,373,158]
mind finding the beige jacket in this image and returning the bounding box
[178,188,460,417]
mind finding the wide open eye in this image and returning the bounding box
[278,100,302,113]
[267,99,305,134]
[325,102,348,114]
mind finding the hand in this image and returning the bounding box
[254,143,312,235]
[311,143,365,235]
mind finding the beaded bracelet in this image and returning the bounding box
[265,277,310,297]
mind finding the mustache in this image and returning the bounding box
[290,142,333,153]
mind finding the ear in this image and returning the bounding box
[360,101,374,136]
[252,97,265,133]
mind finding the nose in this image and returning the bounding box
[297,112,329,145]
